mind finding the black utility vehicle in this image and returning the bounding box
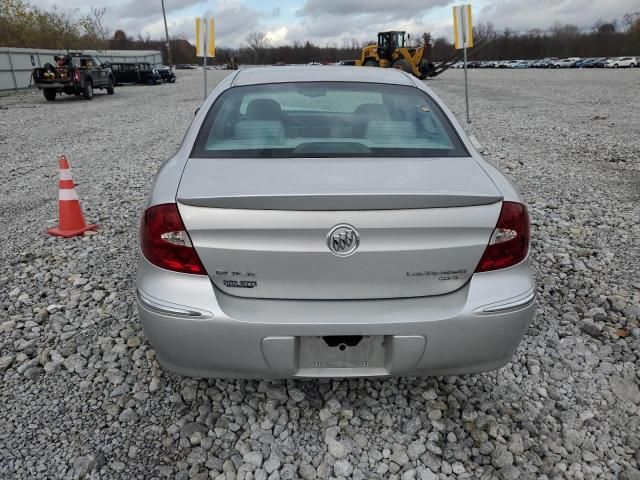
[155,65,176,83]
[32,53,115,101]
[110,63,160,85]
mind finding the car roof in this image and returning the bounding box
[232,66,415,87]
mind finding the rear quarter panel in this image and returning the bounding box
[409,75,524,203]
[146,72,240,207]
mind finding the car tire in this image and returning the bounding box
[170,78,176,83]
[106,79,115,95]
[392,59,412,74]
[363,60,378,67]
[43,89,56,101]
[419,60,433,79]
[82,81,94,100]
[555,65,560,69]
[614,64,619,68]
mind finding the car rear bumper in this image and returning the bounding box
[136,257,535,378]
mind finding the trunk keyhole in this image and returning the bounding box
[339,344,346,351]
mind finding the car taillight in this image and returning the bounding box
[475,201,530,273]
[140,204,206,275]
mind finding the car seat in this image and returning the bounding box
[353,103,390,137]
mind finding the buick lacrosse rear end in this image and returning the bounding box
[137,66,535,378]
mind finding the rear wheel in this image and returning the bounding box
[363,60,378,67]
[614,64,619,68]
[43,89,56,101]
[82,81,94,100]
[106,78,114,95]
[418,60,433,79]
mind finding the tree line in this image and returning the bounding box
[1,0,638,65]
[467,19,640,60]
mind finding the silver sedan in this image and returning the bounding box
[137,66,535,378]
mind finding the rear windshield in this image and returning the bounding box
[192,82,468,158]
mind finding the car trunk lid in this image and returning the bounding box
[177,157,503,300]
[177,157,500,210]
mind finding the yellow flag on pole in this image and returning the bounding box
[195,17,203,56]
[196,17,215,57]
[208,18,215,57]
[453,5,473,49]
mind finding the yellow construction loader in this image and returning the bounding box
[356,31,432,79]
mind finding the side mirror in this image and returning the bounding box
[103,62,111,69]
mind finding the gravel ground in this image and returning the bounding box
[1,68,639,480]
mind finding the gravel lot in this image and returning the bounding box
[1,68,639,480]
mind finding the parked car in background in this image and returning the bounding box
[110,63,136,84]
[137,66,535,378]
[605,57,637,68]
[137,63,161,83]
[582,57,603,68]
[155,65,176,82]
[552,58,578,68]
[591,58,611,68]
[578,58,602,68]
[111,62,160,85]
[538,58,558,68]
[32,53,114,101]
[512,61,529,69]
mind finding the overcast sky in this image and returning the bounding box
[38,0,639,47]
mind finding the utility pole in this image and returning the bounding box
[160,0,173,66]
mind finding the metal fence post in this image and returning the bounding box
[6,50,18,90]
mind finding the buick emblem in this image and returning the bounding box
[327,224,359,257]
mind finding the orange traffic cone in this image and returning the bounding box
[48,155,97,238]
